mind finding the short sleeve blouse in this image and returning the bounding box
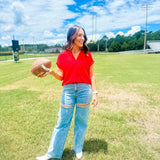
[56,50,94,85]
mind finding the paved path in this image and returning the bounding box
[0,56,57,63]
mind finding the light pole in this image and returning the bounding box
[144,4,148,53]
[104,36,108,52]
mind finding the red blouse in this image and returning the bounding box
[56,50,94,86]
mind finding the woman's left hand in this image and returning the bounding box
[91,94,98,107]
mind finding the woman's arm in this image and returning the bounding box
[50,67,63,81]
[90,64,98,107]
[40,66,63,81]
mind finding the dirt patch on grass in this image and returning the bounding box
[97,81,160,158]
[98,82,148,111]
[0,82,22,90]
[0,75,62,102]
[0,76,58,92]
[0,76,41,91]
[136,110,160,158]
[39,88,61,100]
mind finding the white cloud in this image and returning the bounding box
[43,31,54,38]
[0,0,77,45]
[125,26,141,36]
[106,26,141,39]
[117,31,124,36]
[11,1,26,25]
[106,0,126,13]
[104,26,141,40]
[21,0,77,31]
[76,0,145,36]
[1,36,11,40]
[0,0,160,46]
[89,6,106,15]
[105,32,116,39]
[80,4,88,10]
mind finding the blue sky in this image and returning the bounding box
[0,0,160,46]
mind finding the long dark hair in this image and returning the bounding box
[65,25,89,55]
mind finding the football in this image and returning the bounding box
[31,58,52,77]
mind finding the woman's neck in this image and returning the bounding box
[71,46,80,55]
[71,46,81,59]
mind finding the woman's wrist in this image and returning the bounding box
[93,90,98,94]
[50,69,55,75]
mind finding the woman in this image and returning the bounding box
[36,25,98,160]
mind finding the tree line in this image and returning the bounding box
[87,30,160,52]
[0,43,63,53]
[0,30,160,53]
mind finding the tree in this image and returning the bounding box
[96,39,105,51]
[121,42,129,51]
[87,41,97,51]
[37,44,49,51]
[108,41,121,52]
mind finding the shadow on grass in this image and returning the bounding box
[62,149,75,160]
[83,138,108,154]
[61,138,108,160]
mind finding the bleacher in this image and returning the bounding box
[147,40,160,53]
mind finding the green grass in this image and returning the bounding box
[0,53,58,61]
[0,53,160,160]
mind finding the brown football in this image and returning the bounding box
[31,58,52,77]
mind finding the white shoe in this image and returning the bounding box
[36,155,50,160]
[76,152,83,159]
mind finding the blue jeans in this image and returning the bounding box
[45,83,92,159]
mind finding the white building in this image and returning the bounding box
[147,40,160,52]
[44,47,63,53]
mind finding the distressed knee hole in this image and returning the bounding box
[77,103,89,107]
[61,103,72,108]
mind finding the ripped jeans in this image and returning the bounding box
[45,83,92,159]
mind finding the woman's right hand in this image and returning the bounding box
[39,66,63,81]
[39,70,53,78]
[39,65,53,78]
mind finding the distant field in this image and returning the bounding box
[0,53,160,160]
[0,53,58,61]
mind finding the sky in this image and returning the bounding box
[0,0,160,46]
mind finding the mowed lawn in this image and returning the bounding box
[0,53,160,160]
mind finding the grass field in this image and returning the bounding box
[0,53,160,160]
[0,53,58,61]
